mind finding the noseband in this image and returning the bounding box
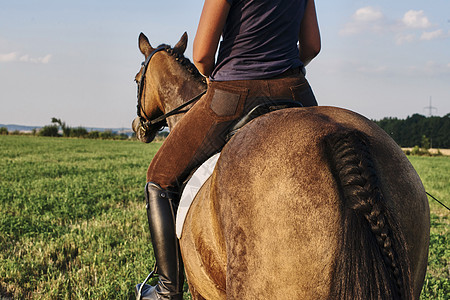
[136,46,206,135]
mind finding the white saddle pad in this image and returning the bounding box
[176,153,220,238]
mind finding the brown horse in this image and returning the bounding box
[132,32,430,299]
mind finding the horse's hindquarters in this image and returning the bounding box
[182,106,429,299]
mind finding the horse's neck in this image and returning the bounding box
[164,93,188,130]
[159,72,206,130]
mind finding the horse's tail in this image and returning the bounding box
[325,130,413,300]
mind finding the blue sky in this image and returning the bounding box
[1,0,449,128]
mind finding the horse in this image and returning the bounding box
[132,32,430,299]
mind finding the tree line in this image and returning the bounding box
[374,113,449,148]
[0,118,130,140]
[2,114,449,148]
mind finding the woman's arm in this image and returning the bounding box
[193,0,231,78]
[299,0,321,66]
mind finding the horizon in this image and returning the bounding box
[0,123,132,131]
[1,0,449,128]
[2,110,448,132]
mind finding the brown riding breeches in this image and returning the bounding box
[146,70,317,189]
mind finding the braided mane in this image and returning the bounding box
[157,44,206,84]
[326,130,413,300]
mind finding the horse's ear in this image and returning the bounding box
[173,32,188,55]
[139,32,154,57]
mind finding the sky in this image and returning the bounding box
[0,0,449,129]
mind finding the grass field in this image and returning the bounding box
[0,135,448,299]
[407,156,450,299]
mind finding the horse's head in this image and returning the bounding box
[131,32,191,143]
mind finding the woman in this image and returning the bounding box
[138,0,320,299]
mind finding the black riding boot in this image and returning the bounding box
[136,182,184,300]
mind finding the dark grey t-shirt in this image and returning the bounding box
[211,0,307,81]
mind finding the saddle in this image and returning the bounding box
[226,100,303,140]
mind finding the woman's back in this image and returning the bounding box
[212,0,308,80]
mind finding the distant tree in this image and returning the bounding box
[70,127,88,138]
[421,135,430,150]
[375,114,450,148]
[51,117,71,137]
[118,133,129,140]
[0,127,8,135]
[88,131,100,139]
[154,131,169,141]
[39,125,60,137]
[100,130,114,139]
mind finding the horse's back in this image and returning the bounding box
[183,106,429,299]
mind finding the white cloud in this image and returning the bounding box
[0,52,18,62]
[402,10,432,29]
[341,7,446,45]
[354,7,383,22]
[340,7,385,36]
[420,29,445,41]
[0,52,52,64]
[40,54,52,64]
[19,54,52,63]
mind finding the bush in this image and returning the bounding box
[39,125,60,137]
[421,135,431,150]
[38,118,130,140]
[0,127,8,135]
[99,130,114,139]
[154,131,169,141]
[70,127,88,138]
[410,145,429,156]
[88,131,100,139]
[117,133,129,140]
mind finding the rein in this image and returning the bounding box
[136,46,206,134]
[146,90,206,125]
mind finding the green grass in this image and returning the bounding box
[0,136,448,299]
[408,156,450,299]
[0,136,159,299]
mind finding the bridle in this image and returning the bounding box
[136,46,206,135]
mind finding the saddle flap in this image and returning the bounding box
[176,153,221,239]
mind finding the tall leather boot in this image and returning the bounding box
[136,182,184,300]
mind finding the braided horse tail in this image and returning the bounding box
[326,130,413,300]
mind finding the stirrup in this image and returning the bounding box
[136,264,157,300]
